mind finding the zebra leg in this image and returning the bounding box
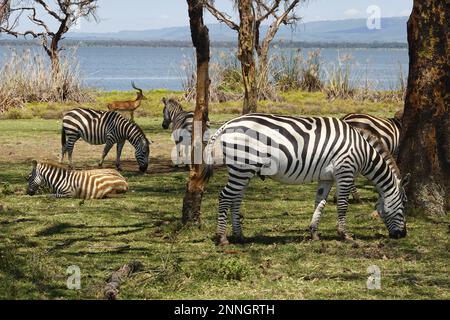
[335,176,354,241]
[216,166,255,246]
[333,182,361,204]
[99,140,114,167]
[309,180,333,240]
[115,141,125,171]
[66,136,80,169]
[350,184,362,203]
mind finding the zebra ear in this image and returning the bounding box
[32,160,37,168]
[401,173,411,188]
[161,97,167,105]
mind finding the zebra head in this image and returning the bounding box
[162,97,183,129]
[161,98,172,129]
[135,137,150,173]
[377,173,410,239]
[27,160,44,196]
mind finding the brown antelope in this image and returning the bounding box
[107,82,146,121]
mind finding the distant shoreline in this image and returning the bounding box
[0,39,407,49]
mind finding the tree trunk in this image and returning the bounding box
[398,0,449,216]
[182,0,210,224]
[238,0,257,114]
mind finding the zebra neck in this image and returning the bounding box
[361,153,400,201]
[43,166,68,191]
[124,122,143,147]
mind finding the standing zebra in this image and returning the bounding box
[161,98,210,166]
[342,112,402,157]
[339,112,403,203]
[61,108,150,173]
[27,161,128,199]
[201,114,409,245]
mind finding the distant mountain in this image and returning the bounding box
[64,17,407,43]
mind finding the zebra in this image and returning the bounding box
[342,112,402,157]
[200,114,409,245]
[161,98,210,166]
[61,108,150,173]
[27,161,128,199]
[339,112,403,203]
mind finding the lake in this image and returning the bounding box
[0,46,408,92]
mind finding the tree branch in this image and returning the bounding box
[203,0,239,31]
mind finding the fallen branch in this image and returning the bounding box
[103,260,143,300]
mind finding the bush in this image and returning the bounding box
[0,48,93,112]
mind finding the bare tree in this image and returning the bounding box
[0,0,10,25]
[398,0,449,216]
[182,0,211,224]
[1,0,98,76]
[204,0,302,113]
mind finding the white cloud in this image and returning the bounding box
[400,9,412,16]
[344,8,359,17]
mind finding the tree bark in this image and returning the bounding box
[182,0,210,224]
[238,0,257,114]
[398,0,449,216]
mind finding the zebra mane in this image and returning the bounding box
[356,128,401,179]
[165,98,184,112]
[39,161,70,171]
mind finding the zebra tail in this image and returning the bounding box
[196,121,229,187]
[61,127,66,147]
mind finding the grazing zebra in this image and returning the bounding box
[27,161,128,199]
[201,114,409,245]
[339,112,403,203]
[161,98,210,165]
[61,108,150,173]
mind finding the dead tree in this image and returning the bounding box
[182,0,210,224]
[205,0,302,113]
[0,0,98,76]
[398,0,449,216]
[0,0,10,25]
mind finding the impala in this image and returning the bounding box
[107,82,147,121]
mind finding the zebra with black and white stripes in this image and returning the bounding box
[61,108,150,173]
[201,114,409,245]
[339,112,403,203]
[27,161,128,199]
[342,112,402,157]
[161,98,209,165]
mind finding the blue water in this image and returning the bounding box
[0,46,408,91]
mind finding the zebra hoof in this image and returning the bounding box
[338,232,354,241]
[310,231,321,241]
[216,234,229,246]
[231,234,246,244]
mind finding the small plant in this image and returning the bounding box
[323,53,355,99]
[217,257,251,281]
[1,183,14,196]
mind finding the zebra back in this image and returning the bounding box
[341,113,402,156]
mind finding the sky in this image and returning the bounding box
[11,0,414,34]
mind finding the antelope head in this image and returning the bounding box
[132,81,147,101]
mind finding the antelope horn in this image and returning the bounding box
[131,81,142,94]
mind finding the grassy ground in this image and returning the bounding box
[0,92,448,300]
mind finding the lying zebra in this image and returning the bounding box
[161,98,210,166]
[201,114,409,245]
[339,112,403,203]
[61,108,150,173]
[27,161,128,199]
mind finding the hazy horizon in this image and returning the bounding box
[7,0,413,34]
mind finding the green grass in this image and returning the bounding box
[0,92,448,300]
[0,89,403,120]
